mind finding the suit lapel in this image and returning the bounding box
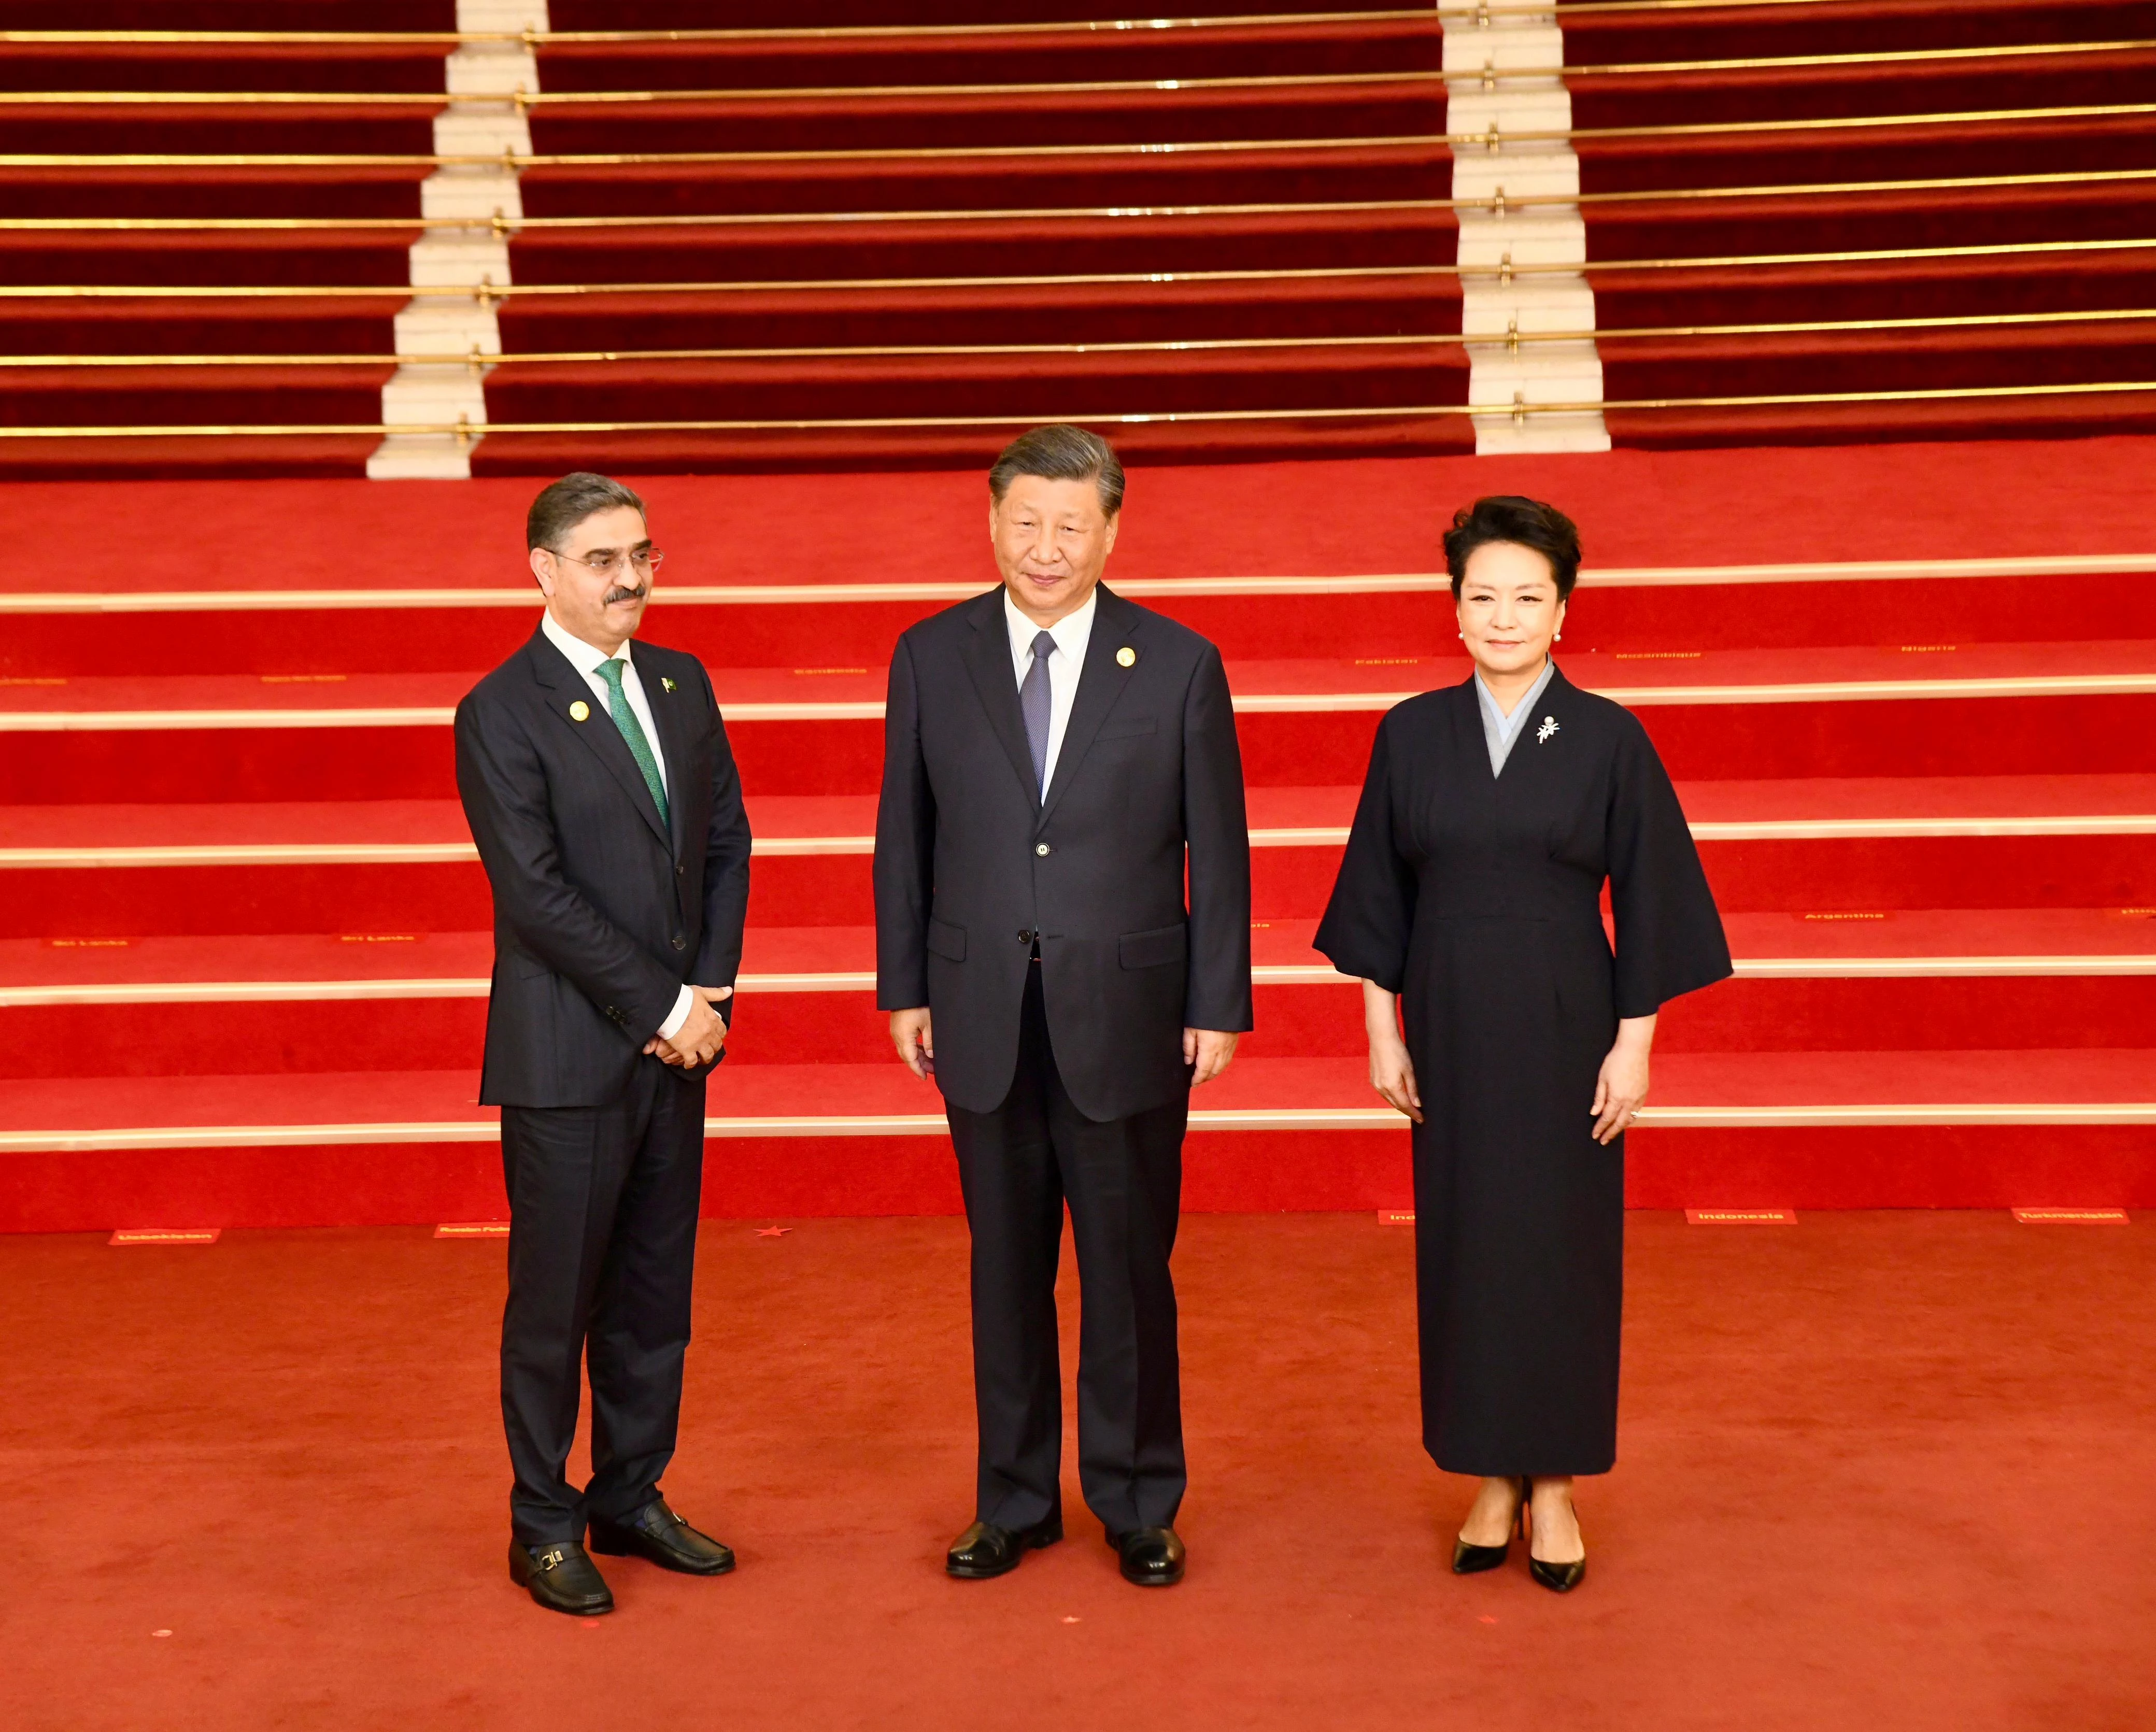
[639,649,693,861]
[523,630,672,851]
[958,589,1042,805]
[1038,584,1140,829]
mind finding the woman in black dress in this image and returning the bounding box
[1314,496,1730,1592]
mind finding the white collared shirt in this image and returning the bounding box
[540,608,691,1039]
[1474,657,1558,778]
[1003,585,1097,793]
[541,609,671,797]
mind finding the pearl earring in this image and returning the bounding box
[1554,631,1562,641]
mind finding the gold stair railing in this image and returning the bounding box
[3,380,2155,443]
[1,102,2148,177]
[6,231,2154,303]
[4,171,2153,235]
[6,41,2150,107]
[4,307,2152,371]
[0,0,2116,47]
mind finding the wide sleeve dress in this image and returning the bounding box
[1315,668,1732,1476]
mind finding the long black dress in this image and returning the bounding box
[1315,666,1731,1475]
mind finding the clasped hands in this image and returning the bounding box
[644,985,732,1070]
[888,1006,1239,1088]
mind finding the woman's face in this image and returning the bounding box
[1455,541,1567,677]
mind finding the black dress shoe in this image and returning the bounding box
[1452,1476,1529,1575]
[1109,1525,1186,1587]
[509,1538,615,1615]
[946,1514,1063,1579]
[1521,1481,1587,1593]
[588,1499,735,1576]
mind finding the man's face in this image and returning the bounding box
[530,504,654,651]
[989,474,1119,626]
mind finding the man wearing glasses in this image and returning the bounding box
[455,472,752,1615]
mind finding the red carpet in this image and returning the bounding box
[9,0,2154,467]
[4,1212,2152,1730]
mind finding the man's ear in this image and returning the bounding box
[529,546,556,597]
[1102,512,1119,558]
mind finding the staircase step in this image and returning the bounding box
[2,1047,2149,1229]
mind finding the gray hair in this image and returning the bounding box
[988,424,1125,517]
[527,471,647,551]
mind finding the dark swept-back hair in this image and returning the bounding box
[988,423,1126,517]
[1442,495,1582,599]
[527,471,647,552]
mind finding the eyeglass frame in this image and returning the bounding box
[542,545,667,577]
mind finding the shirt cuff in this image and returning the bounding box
[656,985,695,1041]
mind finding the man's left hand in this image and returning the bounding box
[646,985,732,1069]
[1183,1028,1239,1088]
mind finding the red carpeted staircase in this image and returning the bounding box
[2,440,2153,1230]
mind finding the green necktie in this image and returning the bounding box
[594,659,669,829]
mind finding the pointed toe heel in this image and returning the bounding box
[1451,1537,1510,1574]
[1529,1555,1586,1593]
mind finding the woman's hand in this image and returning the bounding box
[1360,979,1423,1124]
[1590,1014,1656,1144]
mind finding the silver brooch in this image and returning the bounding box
[1536,716,1559,743]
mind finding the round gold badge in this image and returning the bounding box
[1115,646,1136,668]
[569,700,590,721]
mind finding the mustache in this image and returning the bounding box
[601,583,648,606]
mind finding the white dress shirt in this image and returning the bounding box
[540,609,693,1040]
[1003,585,1097,793]
[1473,657,1558,778]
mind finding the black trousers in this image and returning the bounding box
[499,1059,705,1545]
[945,965,1190,1537]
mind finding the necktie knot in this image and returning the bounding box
[596,658,628,692]
[1031,631,1056,663]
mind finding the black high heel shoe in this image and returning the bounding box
[1451,1477,1529,1574]
[1522,1481,1587,1593]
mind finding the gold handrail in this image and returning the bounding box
[4,170,2152,235]
[6,102,2150,173]
[0,0,2091,48]
[4,379,2154,441]
[11,41,2150,107]
[5,306,2151,370]
[8,231,2154,302]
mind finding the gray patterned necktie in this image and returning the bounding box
[1019,629,1056,797]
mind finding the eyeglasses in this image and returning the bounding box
[550,547,666,577]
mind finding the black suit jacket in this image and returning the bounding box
[455,627,753,1109]
[874,584,1253,1120]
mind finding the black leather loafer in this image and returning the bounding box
[1109,1525,1186,1587]
[946,1514,1063,1579]
[588,1499,735,1576]
[509,1538,615,1615]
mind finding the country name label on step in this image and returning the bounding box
[1685,1209,1799,1225]
[434,1222,510,1238]
[108,1228,220,1245]
[2012,1208,2130,1224]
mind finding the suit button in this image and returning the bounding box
[1034,843,1050,856]
[671,935,686,951]
[1017,929,1033,944]
[676,863,686,876]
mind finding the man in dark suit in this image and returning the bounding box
[875,425,1253,1587]
[455,472,752,1616]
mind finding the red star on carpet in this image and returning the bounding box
[754,1225,791,1238]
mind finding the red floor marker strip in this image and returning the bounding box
[109,1228,219,1245]
[1378,1210,1415,1225]
[1686,1209,1799,1225]
[2012,1206,2130,1223]
[434,1222,509,1239]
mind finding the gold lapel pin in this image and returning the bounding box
[1116,645,1137,668]
[569,700,590,722]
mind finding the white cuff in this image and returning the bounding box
[656,985,695,1041]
